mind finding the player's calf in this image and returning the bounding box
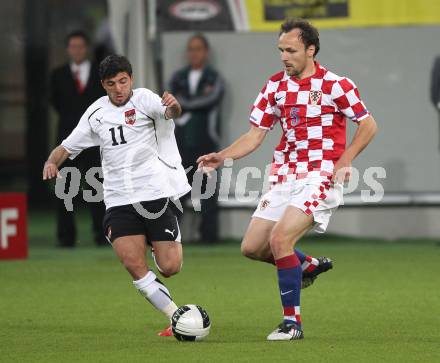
[151,242,183,278]
[119,252,149,280]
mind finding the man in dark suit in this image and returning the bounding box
[50,30,106,247]
[431,57,440,150]
[431,56,440,113]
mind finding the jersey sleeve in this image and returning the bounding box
[61,109,99,159]
[139,89,167,120]
[249,83,277,130]
[332,78,370,123]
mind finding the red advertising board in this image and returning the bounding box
[0,193,28,260]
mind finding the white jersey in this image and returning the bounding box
[61,88,191,209]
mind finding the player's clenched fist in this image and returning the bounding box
[161,91,177,107]
[162,91,182,119]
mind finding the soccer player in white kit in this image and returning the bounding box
[43,55,190,336]
[197,19,378,340]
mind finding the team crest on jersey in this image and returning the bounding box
[260,199,270,211]
[125,109,136,125]
[309,90,322,105]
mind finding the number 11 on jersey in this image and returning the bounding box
[109,126,127,146]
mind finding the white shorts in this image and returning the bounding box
[252,179,343,233]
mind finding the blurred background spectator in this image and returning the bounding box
[168,34,224,244]
[431,55,440,148]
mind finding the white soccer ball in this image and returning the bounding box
[171,304,211,341]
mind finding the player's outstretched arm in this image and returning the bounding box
[333,115,378,183]
[42,145,71,180]
[197,125,267,171]
[162,91,182,120]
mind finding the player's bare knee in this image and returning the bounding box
[240,240,254,258]
[269,231,284,246]
[157,260,181,278]
[269,232,288,255]
[159,267,179,278]
[242,237,272,261]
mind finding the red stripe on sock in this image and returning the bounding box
[306,264,317,273]
[283,307,296,316]
[275,254,300,270]
[305,256,317,272]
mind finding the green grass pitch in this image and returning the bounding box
[0,210,439,362]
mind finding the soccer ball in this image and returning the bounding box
[171,304,211,341]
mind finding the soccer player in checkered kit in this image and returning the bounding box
[198,18,377,340]
[43,55,191,336]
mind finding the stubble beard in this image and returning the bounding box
[286,63,306,78]
[110,90,131,107]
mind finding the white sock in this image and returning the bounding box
[133,271,178,319]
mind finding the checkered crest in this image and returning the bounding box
[309,90,322,105]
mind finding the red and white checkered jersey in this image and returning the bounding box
[250,62,370,184]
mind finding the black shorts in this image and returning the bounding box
[103,198,182,245]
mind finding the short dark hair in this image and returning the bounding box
[99,54,133,80]
[65,30,90,47]
[279,18,320,56]
[188,33,210,50]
